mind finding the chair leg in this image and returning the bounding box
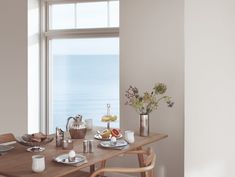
[90,164,95,174]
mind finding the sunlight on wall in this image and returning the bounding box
[185,0,235,176]
[186,161,226,177]
[28,0,40,133]
[157,165,167,177]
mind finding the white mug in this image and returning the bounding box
[85,119,93,130]
[32,155,45,173]
[124,130,135,144]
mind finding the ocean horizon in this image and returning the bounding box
[52,54,119,132]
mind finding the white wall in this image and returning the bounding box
[185,0,235,177]
[118,0,184,177]
[0,0,28,135]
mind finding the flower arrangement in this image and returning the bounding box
[125,83,174,115]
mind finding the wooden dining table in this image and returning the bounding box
[0,128,167,177]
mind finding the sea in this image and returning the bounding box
[52,55,120,132]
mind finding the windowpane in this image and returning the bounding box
[109,1,119,27]
[49,1,119,30]
[50,4,75,29]
[50,38,119,132]
[77,2,108,28]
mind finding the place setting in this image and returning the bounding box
[97,129,135,150]
[54,150,87,167]
[31,150,87,173]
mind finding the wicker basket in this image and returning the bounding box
[69,128,87,139]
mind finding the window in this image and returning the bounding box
[42,0,119,133]
[49,1,119,29]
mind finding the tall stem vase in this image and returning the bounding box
[139,114,149,136]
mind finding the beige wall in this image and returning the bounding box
[0,0,28,135]
[0,0,184,176]
[185,0,235,177]
[118,0,184,176]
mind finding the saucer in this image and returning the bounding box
[99,140,128,148]
[27,147,45,152]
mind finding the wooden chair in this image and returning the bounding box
[0,133,16,144]
[90,148,156,177]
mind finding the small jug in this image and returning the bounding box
[66,114,86,139]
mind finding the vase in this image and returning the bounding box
[139,114,149,136]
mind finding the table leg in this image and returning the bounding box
[99,160,106,177]
[137,146,146,177]
[90,164,95,174]
[150,169,154,177]
[90,161,106,177]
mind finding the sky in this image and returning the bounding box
[52,38,119,55]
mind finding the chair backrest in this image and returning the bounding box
[0,133,16,144]
[90,147,156,177]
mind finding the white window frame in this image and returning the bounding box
[40,0,119,134]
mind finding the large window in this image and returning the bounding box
[42,0,119,133]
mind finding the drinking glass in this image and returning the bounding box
[124,130,135,144]
[85,119,93,130]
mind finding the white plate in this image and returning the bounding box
[100,140,128,148]
[0,145,14,153]
[54,154,86,165]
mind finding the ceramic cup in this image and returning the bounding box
[32,155,45,173]
[124,130,135,144]
[85,119,93,130]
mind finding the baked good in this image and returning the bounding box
[30,132,47,142]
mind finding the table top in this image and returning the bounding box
[0,128,167,177]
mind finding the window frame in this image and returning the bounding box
[40,0,119,134]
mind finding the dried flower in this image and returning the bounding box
[154,83,167,94]
[125,83,174,114]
